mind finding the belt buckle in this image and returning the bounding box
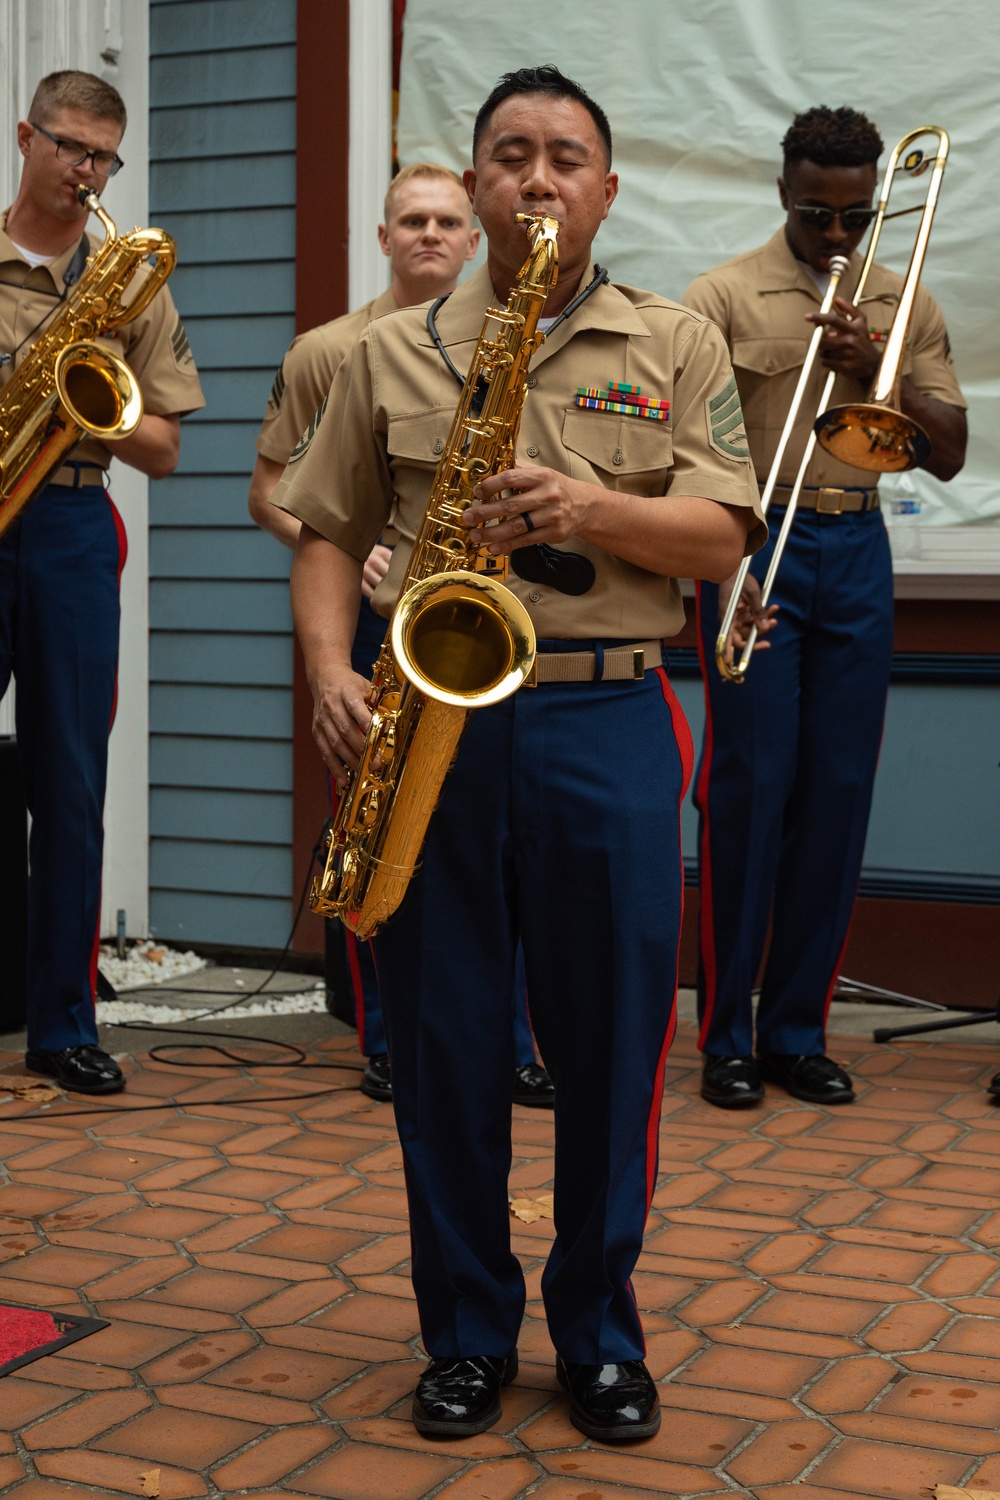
[525,656,539,689]
[816,487,846,515]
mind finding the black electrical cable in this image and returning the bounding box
[3,823,369,1121]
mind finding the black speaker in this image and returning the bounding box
[0,736,28,1032]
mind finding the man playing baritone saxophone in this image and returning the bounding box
[251,163,553,1109]
[0,72,204,1094]
[278,66,764,1442]
[683,107,966,1111]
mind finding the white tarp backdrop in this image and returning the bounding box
[398,0,1000,552]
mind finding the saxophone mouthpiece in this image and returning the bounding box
[75,185,100,211]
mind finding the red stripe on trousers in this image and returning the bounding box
[345,932,366,1052]
[692,584,718,1052]
[643,667,689,1211]
[90,492,128,1009]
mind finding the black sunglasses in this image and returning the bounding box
[792,203,876,233]
[30,121,124,178]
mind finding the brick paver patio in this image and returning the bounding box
[1,1016,999,1498]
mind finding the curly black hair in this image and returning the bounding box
[781,106,883,171]
[473,65,612,167]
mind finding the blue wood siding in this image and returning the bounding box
[149,0,296,947]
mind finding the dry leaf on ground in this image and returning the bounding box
[0,1076,60,1104]
[509,1191,554,1224]
[139,1469,161,1497]
[934,1488,1000,1500]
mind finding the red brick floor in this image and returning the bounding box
[1,1021,999,1498]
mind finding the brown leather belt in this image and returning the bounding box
[766,484,880,514]
[526,639,663,687]
[49,464,107,489]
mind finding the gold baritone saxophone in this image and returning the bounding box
[312,213,559,939]
[0,186,177,537]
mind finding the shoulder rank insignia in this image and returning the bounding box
[266,361,286,412]
[575,380,670,421]
[707,375,750,460]
[289,395,328,462]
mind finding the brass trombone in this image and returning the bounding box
[715,254,850,682]
[814,126,950,471]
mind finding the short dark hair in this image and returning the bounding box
[29,70,127,132]
[781,106,883,173]
[473,65,612,167]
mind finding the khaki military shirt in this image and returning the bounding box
[683,228,965,491]
[256,288,398,464]
[277,264,764,640]
[0,209,205,470]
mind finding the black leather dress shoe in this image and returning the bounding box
[758,1053,855,1105]
[412,1352,517,1436]
[701,1054,764,1108]
[360,1053,392,1101]
[513,1061,554,1108]
[556,1357,660,1441]
[989,1072,1000,1100]
[25,1045,124,1095]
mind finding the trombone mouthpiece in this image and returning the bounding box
[828,254,849,276]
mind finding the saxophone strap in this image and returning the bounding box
[427,266,610,598]
[0,233,90,368]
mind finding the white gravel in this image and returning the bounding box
[97,988,329,1027]
[98,940,207,992]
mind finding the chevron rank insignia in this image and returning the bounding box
[707,375,750,459]
[289,395,328,462]
[575,380,670,421]
[267,362,287,412]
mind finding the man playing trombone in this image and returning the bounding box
[683,106,966,1110]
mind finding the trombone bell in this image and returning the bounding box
[814,125,949,474]
[813,402,931,472]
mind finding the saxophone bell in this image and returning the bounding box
[391,570,536,707]
[54,340,143,440]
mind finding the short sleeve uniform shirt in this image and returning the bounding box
[256,288,399,465]
[276,264,765,640]
[0,209,205,468]
[683,227,965,490]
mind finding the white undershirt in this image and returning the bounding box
[798,260,831,298]
[10,240,52,270]
[537,316,557,332]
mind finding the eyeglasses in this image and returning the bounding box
[792,203,876,233]
[29,121,124,178]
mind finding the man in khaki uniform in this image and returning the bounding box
[683,107,966,1111]
[0,71,204,1094]
[280,65,764,1442]
[248,164,490,1102]
[249,162,479,547]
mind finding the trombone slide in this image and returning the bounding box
[715,255,850,682]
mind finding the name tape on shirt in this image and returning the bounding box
[575,380,670,422]
[707,375,750,461]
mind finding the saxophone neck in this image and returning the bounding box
[515,213,560,303]
[75,186,117,248]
